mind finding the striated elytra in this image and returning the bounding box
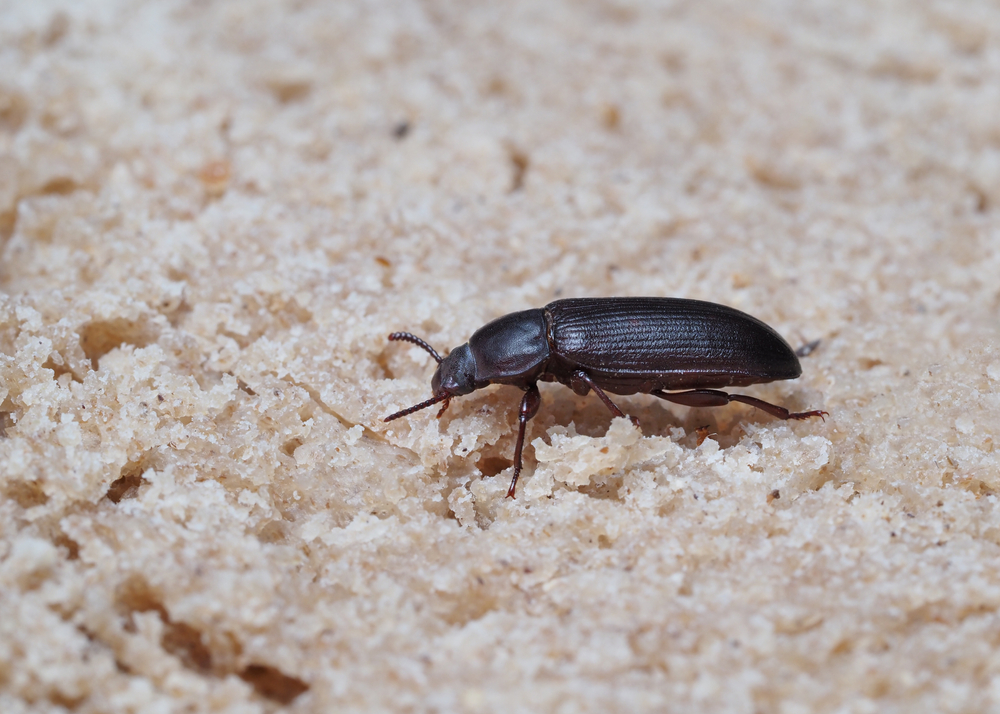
[384,297,827,498]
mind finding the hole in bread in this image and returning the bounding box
[239,664,309,704]
[79,318,159,369]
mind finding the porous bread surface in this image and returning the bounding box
[2,1,1000,712]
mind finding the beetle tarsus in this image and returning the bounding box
[795,339,821,358]
[789,409,829,421]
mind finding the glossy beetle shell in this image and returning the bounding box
[543,297,801,393]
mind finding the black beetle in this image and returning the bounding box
[384,297,826,498]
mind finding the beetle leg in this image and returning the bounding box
[571,371,639,427]
[507,383,541,499]
[436,396,451,418]
[651,389,827,421]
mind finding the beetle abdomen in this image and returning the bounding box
[545,297,801,392]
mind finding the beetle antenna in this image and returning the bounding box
[384,393,449,422]
[388,332,443,363]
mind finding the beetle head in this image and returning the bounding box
[430,342,477,397]
[383,333,479,423]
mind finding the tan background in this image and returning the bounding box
[2,0,1000,712]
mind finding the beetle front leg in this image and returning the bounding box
[571,371,639,427]
[651,389,827,421]
[507,383,541,499]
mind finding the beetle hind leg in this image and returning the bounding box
[651,389,827,421]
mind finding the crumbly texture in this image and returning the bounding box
[2,1,1000,712]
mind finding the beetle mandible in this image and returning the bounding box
[384,297,827,498]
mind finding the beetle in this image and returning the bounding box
[384,297,827,498]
